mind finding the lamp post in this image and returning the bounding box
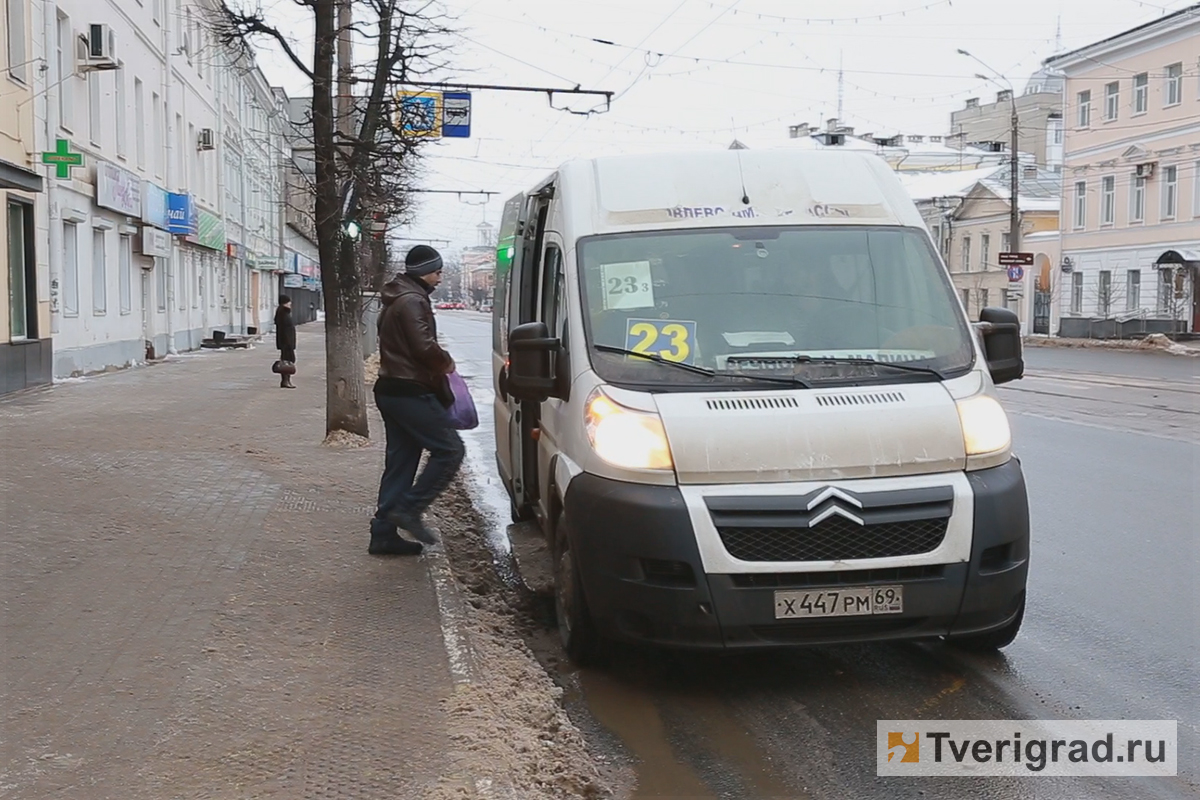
[959,50,1021,260]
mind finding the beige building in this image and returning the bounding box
[1,0,49,394]
[950,69,1065,170]
[944,167,1062,334]
[1045,5,1200,336]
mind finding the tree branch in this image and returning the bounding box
[208,4,316,82]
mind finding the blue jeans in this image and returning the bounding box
[372,392,466,536]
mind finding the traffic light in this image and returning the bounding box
[343,219,361,240]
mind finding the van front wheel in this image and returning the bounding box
[554,510,602,666]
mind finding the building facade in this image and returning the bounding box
[1045,5,1200,336]
[949,70,1065,171]
[1,0,49,394]
[28,0,287,378]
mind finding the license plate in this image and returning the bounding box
[774,585,904,619]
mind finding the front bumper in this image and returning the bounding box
[561,460,1029,648]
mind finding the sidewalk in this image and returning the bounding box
[1,327,463,798]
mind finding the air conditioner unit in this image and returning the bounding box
[1135,163,1155,178]
[197,128,216,151]
[85,24,118,69]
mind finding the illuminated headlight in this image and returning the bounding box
[956,394,1012,456]
[585,388,674,470]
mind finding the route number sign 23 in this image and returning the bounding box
[623,319,698,364]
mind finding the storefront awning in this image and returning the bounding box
[0,159,44,193]
[1156,249,1200,265]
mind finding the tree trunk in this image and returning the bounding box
[312,0,368,437]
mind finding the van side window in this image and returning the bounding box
[540,246,562,334]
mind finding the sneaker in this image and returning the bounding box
[368,530,424,556]
[387,510,439,545]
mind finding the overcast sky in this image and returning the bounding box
[251,0,1197,255]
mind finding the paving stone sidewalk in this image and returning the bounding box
[0,327,462,799]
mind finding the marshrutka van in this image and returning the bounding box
[491,149,1029,664]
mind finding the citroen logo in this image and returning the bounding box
[805,487,865,527]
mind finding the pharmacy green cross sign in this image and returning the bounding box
[41,139,83,179]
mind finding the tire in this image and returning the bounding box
[947,593,1025,652]
[553,509,603,667]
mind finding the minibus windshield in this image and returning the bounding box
[577,226,975,387]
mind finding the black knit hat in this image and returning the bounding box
[405,245,443,277]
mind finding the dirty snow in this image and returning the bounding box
[1024,334,1200,357]
[321,429,370,448]
[425,481,610,800]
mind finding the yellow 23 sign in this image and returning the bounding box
[623,319,698,364]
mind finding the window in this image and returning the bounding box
[57,13,72,130]
[1077,90,1091,127]
[1070,271,1083,314]
[177,252,186,311]
[88,72,102,145]
[1165,63,1182,106]
[1162,165,1177,219]
[1105,82,1119,121]
[1134,72,1148,114]
[63,222,78,315]
[115,65,126,157]
[1098,270,1112,316]
[6,202,35,339]
[1193,161,1200,217]
[155,255,166,311]
[119,234,132,314]
[93,229,107,314]
[184,7,193,63]
[134,78,145,168]
[1051,119,1063,144]
[962,236,971,272]
[931,225,941,248]
[978,288,989,309]
[1074,181,1087,229]
[152,92,162,177]
[580,227,976,382]
[1001,231,1010,254]
[980,234,990,271]
[1126,270,1140,312]
[6,0,29,83]
[1131,176,1146,222]
[191,254,198,308]
[960,288,971,314]
[1101,176,1115,225]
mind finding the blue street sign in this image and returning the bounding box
[442,92,472,138]
[1007,265,1025,282]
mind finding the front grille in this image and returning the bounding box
[718,516,948,562]
[728,564,945,589]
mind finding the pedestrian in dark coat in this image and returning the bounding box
[275,295,297,389]
[368,245,464,556]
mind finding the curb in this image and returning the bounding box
[1023,336,1200,357]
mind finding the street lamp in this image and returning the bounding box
[959,49,1022,261]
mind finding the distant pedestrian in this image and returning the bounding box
[274,295,296,389]
[369,245,464,556]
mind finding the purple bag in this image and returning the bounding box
[445,371,479,430]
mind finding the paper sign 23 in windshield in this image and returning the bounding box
[624,319,698,365]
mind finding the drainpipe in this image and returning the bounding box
[214,48,229,333]
[162,3,176,354]
[43,0,62,338]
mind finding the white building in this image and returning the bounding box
[31,0,287,376]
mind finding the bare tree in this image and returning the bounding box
[208,0,452,437]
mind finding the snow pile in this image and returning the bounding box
[426,482,610,800]
[1135,333,1200,356]
[321,429,370,448]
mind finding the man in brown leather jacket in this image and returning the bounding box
[369,245,465,556]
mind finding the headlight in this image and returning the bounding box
[956,394,1011,456]
[585,388,674,470]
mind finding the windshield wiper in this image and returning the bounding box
[754,355,947,381]
[593,345,810,387]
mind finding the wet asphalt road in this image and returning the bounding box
[438,312,1199,800]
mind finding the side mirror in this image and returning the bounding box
[508,321,560,401]
[976,307,1024,385]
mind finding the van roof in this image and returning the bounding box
[552,148,925,236]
